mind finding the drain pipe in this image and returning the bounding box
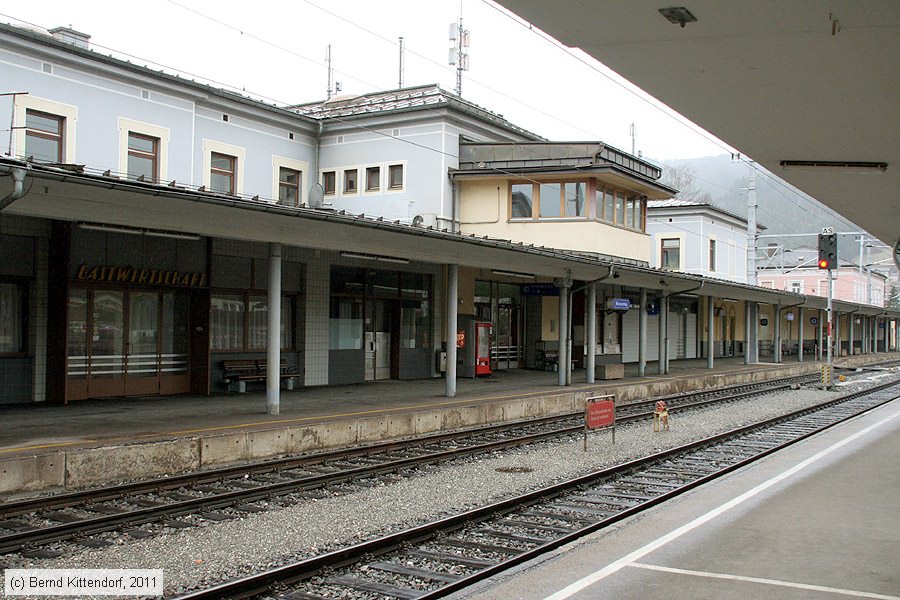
[310,121,323,205]
[0,166,29,211]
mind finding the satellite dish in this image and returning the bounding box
[411,214,424,227]
[308,183,325,208]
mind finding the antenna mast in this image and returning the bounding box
[448,17,470,96]
[398,37,405,89]
[326,44,334,100]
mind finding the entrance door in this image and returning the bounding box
[495,303,521,370]
[90,290,126,397]
[125,291,159,395]
[66,288,191,400]
[365,299,396,381]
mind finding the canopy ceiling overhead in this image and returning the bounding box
[496,1,900,247]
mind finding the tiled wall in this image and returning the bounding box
[304,253,330,386]
[0,215,50,403]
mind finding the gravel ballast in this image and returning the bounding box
[6,376,895,597]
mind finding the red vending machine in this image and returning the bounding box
[475,322,492,377]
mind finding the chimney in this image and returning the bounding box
[48,26,91,49]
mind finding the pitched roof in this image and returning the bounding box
[647,198,764,228]
[290,84,543,140]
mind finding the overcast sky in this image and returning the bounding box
[1,0,735,161]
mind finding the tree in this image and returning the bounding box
[661,164,712,204]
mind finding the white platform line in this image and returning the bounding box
[543,405,900,600]
[630,563,900,599]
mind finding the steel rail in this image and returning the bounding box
[0,371,871,555]
[174,378,900,600]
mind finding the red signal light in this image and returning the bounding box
[818,259,829,269]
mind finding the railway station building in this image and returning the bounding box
[1,22,898,407]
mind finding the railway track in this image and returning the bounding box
[0,370,875,557]
[176,378,900,600]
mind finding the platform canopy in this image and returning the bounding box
[1,159,898,319]
[496,0,900,247]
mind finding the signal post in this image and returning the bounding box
[819,229,837,388]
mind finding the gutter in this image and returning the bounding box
[0,165,29,211]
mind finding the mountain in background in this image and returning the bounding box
[655,154,886,266]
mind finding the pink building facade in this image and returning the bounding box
[757,267,887,307]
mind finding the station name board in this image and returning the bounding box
[76,265,207,288]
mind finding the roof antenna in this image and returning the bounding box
[398,37,405,89]
[325,45,340,99]
[449,14,470,96]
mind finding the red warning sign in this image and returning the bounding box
[586,398,615,429]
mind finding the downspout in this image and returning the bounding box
[311,121,323,202]
[0,166,29,211]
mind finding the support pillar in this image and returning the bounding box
[849,314,855,356]
[266,242,282,416]
[446,264,459,398]
[834,312,841,357]
[744,300,751,365]
[797,307,804,362]
[817,309,823,361]
[558,279,570,386]
[706,296,715,369]
[751,303,760,363]
[658,294,668,374]
[586,283,596,384]
[774,304,782,363]
[638,288,647,377]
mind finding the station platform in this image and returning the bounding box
[1,353,896,496]
[453,385,900,600]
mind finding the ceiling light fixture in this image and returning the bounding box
[491,269,536,280]
[658,6,697,28]
[78,222,201,240]
[779,160,888,173]
[340,251,410,264]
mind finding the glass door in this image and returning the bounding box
[65,288,191,400]
[89,290,126,397]
[125,291,159,396]
[160,291,190,394]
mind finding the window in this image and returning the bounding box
[789,281,802,294]
[25,109,63,163]
[709,239,717,272]
[343,169,358,194]
[210,293,294,351]
[278,167,301,206]
[127,132,158,181]
[323,171,336,195]
[615,191,626,225]
[389,164,404,189]
[661,238,680,270]
[603,188,614,223]
[210,152,236,194]
[512,182,588,220]
[564,182,585,217]
[539,183,560,218]
[626,196,635,228]
[0,283,25,354]
[510,183,533,218]
[365,166,381,191]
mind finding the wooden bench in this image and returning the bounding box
[222,359,299,393]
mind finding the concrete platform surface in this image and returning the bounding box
[0,353,896,494]
[451,394,900,600]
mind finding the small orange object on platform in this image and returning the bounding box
[654,400,669,432]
